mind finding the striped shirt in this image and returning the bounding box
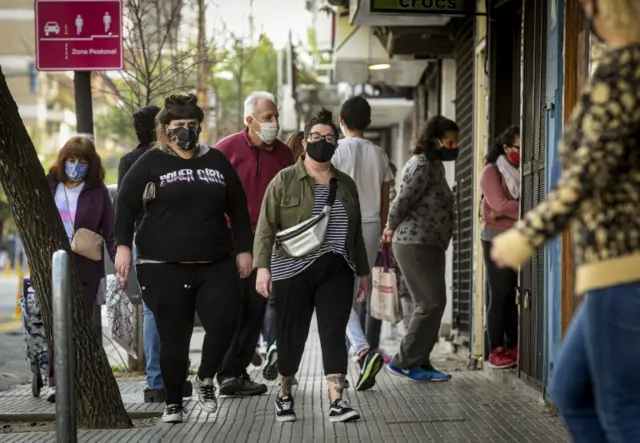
[271,184,354,281]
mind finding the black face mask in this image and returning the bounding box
[168,126,199,151]
[306,140,337,163]
[439,148,459,162]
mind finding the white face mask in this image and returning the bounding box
[255,121,279,145]
[340,123,348,137]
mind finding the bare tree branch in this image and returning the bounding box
[102,0,203,110]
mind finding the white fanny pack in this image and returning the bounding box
[275,179,338,258]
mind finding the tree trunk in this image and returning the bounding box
[0,68,133,429]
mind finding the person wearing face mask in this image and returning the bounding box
[491,0,640,440]
[253,108,370,423]
[117,105,193,403]
[216,91,294,395]
[47,135,116,402]
[114,94,253,424]
[333,97,391,386]
[479,126,520,370]
[382,115,459,382]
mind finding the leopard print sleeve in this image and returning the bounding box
[493,46,640,268]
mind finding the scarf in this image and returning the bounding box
[496,154,520,199]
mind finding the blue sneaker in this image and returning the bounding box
[387,364,452,382]
[420,368,452,382]
[386,363,431,381]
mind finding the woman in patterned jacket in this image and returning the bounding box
[382,115,459,382]
[491,0,640,440]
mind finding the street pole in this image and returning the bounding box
[73,71,101,337]
[52,250,77,443]
[74,72,94,137]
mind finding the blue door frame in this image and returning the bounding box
[544,0,564,396]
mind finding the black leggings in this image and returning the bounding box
[137,258,241,404]
[481,239,518,352]
[274,254,354,377]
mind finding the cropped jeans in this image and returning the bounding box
[550,281,640,443]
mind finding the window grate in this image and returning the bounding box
[452,17,475,340]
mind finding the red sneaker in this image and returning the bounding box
[487,347,516,369]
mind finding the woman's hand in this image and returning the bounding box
[256,268,272,299]
[382,228,394,244]
[236,252,252,279]
[356,275,370,303]
[115,245,132,289]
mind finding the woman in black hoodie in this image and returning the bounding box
[114,94,253,424]
[117,105,160,187]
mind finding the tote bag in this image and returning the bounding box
[371,244,403,324]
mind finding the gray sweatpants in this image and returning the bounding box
[391,243,447,369]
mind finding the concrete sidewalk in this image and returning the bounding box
[0,321,568,443]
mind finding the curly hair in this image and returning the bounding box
[412,116,459,160]
[485,126,520,165]
[49,136,105,184]
[303,108,339,140]
[155,94,205,147]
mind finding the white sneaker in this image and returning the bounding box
[193,377,218,413]
[162,404,185,424]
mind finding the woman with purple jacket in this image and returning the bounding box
[45,136,116,401]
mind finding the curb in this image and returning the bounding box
[0,410,162,423]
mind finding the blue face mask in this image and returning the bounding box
[65,161,88,181]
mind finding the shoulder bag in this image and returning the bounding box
[63,186,104,261]
[275,179,338,258]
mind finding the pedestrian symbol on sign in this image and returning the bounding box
[104,12,111,34]
[75,14,83,35]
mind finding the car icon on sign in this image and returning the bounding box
[44,22,60,36]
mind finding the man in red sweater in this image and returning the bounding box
[216,91,294,396]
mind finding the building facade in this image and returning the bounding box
[300,0,606,403]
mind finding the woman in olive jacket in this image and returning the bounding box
[253,109,369,424]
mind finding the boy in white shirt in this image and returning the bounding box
[333,96,394,390]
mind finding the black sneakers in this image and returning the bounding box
[328,399,360,422]
[275,395,296,422]
[162,404,187,424]
[356,350,384,391]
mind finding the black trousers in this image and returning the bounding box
[481,239,519,351]
[218,268,267,380]
[262,293,277,350]
[274,254,354,377]
[137,258,241,404]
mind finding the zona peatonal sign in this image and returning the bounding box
[370,0,474,14]
[35,0,123,71]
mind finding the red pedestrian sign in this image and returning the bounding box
[35,0,123,71]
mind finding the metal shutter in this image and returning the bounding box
[519,0,547,386]
[452,17,475,343]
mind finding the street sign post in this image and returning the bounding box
[35,0,123,71]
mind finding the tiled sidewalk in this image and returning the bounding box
[1,324,568,442]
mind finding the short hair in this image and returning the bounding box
[155,94,204,147]
[413,116,459,159]
[340,96,371,132]
[244,91,276,118]
[303,108,339,140]
[49,136,106,184]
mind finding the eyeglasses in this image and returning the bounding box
[308,132,336,144]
